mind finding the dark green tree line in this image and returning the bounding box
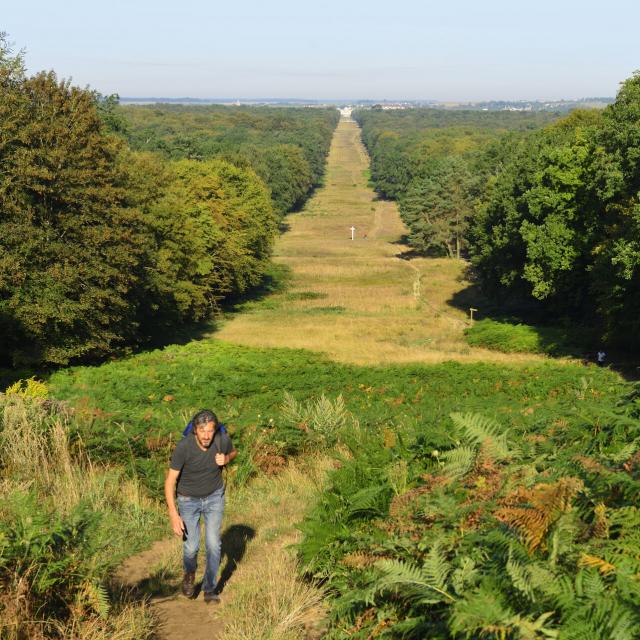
[118,103,339,215]
[354,107,558,257]
[0,38,334,367]
[469,73,640,347]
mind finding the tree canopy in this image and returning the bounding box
[0,38,337,367]
[354,107,559,257]
[469,73,640,346]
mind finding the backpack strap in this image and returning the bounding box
[182,421,226,438]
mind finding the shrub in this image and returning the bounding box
[464,318,577,355]
[297,384,640,638]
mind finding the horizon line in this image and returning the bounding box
[119,95,614,104]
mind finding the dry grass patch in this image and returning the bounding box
[216,457,333,640]
[0,394,162,640]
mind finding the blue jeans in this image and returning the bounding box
[177,488,225,594]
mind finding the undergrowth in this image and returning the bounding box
[464,319,582,356]
[39,339,633,638]
[0,390,164,639]
[46,340,621,495]
[294,379,640,638]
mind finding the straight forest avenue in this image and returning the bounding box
[216,116,546,366]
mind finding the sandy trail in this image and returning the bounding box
[115,537,224,639]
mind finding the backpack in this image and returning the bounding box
[182,421,227,438]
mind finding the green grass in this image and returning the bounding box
[48,339,622,495]
[464,318,582,356]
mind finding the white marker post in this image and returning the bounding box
[350,226,356,240]
[469,307,478,322]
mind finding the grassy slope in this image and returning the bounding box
[0,394,164,639]
[48,340,621,495]
[49,118,614,493]
[42,115,631,639]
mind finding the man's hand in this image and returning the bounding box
[170,512,186,538]
[215,452,228,467]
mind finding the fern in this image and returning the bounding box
[451,557,479,596]
[606,439,639,464]
[449,584,516,638]
[559,597,640,640]
[373,557,455,604]
[495,478,583,552]
[346,485,387,520]
[82,580,111,619]
[526,563,560,595]
[422,538,452,591]
[578,554,615,575]
[451,412,517,461]
[506,548,536,602]
[548,512,581,565]
[510,612,559,639]
[575,569,605,600]
[441,445,476,479]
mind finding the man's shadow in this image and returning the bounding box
[214,524,256,594]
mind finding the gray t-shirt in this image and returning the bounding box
[170,430,234,497]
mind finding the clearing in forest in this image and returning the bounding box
[216,117,544,365]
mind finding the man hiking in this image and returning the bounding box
[165,409,237,602]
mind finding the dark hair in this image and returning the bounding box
[192,409,219,430]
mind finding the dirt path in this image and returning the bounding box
[115,537,224,639]
[115,459,330,640]
[215,116,545,366]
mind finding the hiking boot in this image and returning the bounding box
[181,571,195,598]
[204,591,220,604]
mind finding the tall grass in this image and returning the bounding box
[0,392,164,640]
[219,457,332,640]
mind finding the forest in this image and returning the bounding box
[355,73,640,350]
[117,103,339,215]
[354,108,558,258]
[0,39,338,369]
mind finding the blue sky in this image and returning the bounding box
[3,0,638,100]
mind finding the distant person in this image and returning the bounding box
[596,350,606,367]
[165,409,237,603]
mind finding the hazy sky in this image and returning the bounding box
[3,0,639,100]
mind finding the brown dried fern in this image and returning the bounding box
[342,552,379,569]
[579,553,616,575]
[592,503,609,538]
[495,477,583,552]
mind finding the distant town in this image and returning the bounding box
[120,96,614,112]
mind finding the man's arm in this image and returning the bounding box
[215,447,237,467]
[164,468,185,537]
